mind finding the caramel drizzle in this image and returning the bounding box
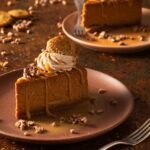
[112,0,118,7]
[74,67,84,84]
[26,83,31,119]
[44,79,53,117]
[64,71,72,100]
[45,78,56,118]
[101,2,107,18]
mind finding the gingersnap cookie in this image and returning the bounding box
[46,35,76,57]
[0,11,13,27]
[8,9,30,19]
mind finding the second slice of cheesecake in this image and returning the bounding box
[82,0,142,28]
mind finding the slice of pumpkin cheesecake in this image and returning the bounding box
[82,0,142,28]
[15,35,88,119]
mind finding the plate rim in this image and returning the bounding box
[62,8,150,53]
[0,68,134,144]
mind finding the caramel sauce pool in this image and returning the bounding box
[87,26,150,46]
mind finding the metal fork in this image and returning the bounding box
[74,0,85,36]
[99,118,150,150]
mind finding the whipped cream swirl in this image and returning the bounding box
[37,51,76,73]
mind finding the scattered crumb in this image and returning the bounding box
[110,99,118,106]
[13,20,32,32]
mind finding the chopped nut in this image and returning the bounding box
[80,117,88,124]
[111,38,117,43]
[57,22,62,29]
[2,37,12,43]
[51,122,59,127]
[34,126,46,134]
[7,1,12,6]
[26,30,31,34]
[93,32,98,36]
[27,121,35,127]
[2,61,9,67]
[0,51,7,56]
[110,99,118,106]
[62,0,67,5]
[89,109,95,115]
[14,38,21,44]
[7,32,13,37]
[118,35,128,41]
[96,109,104,114]
[24,131,31,136]
[98,89,107,94]
[118,41,126,46]
[20,123,26,131]
[15,119,27,130]
[70,129,79,134]
[13,20,32,32]
[138,35,145,41]
[28,6,33,11]
[58,32,62,35]
[0,28,5,34]
[98,31,108,39]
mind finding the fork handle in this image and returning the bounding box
[98,140,128,150]
[74,0,84,24]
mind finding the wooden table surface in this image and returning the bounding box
[0,0,149,150]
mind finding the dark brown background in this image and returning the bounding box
[0,0,150,149]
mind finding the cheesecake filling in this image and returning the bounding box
[37,51,76,73]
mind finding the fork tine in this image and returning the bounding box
[132,129,150,145]
[75,30,79,36]
[133,127,150,142]
[128,121,150,139]
[127,119,150,139]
